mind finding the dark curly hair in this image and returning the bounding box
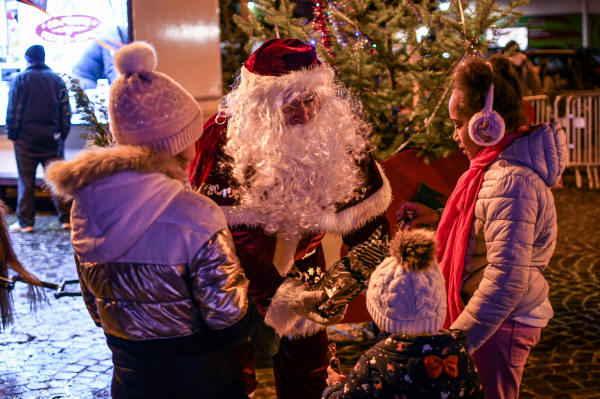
[453,54,527,132]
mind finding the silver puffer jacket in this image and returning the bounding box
[45,145,250,340]
[451,122,567,351]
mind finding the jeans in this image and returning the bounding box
[14,146,71,227]
[471,319,541,399]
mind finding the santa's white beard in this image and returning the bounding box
[224,91,370,237]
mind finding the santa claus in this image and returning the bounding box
[188,38,392,399]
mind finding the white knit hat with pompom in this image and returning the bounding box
[367,229,447,335]
[109,41,203,155]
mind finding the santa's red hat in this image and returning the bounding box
[239,38,332,95]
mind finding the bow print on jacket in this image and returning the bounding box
[424,355,459,379]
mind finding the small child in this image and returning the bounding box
[323,229,485,399]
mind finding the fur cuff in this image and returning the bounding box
[264,278,326,339]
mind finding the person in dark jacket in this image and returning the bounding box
[72,28,126,89]
[45,41,258,399]
[323,230,485,399]
[6,44,71,233]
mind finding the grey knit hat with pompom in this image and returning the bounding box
[366,229,447,335]
[109,41,203,155]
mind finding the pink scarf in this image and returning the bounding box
[437,126,533,328]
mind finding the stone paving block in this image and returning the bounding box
[87,365,111,373]
[26,382,50,390]
[18,391,45,399]
[3,378,28,388]
[555,381,585,391]
[519,391,536,399]
[582,380,600,389]
[48,379,68,388]
[2,386,27,395]
[54,372,78,380]
[77,359,99,367]
[61,364,86,373]
[78,371,100,379]
[542,373,571,383]
[577,363,599,372]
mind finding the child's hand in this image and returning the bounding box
[326,365,346,385]
[397,201,440,230]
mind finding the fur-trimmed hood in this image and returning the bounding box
[45,145,189,263]
[45,145,187,198]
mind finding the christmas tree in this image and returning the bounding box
[220,0,252,93]
[233,0,528,160]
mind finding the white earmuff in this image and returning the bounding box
[468,66,506,146]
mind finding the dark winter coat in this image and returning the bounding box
[45,145,257,399]
[6,62,71,156]
[322,331,485,399]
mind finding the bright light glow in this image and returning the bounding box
[439,1,451,11]
[247,1,255,10]
[416,26,429,43]
[442,52,451,58]
[310,40,316,45]
[373,44,377,48]
[316,2,319,6]
[485,27,528,50]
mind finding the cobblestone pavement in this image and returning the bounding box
[1,176,599,398]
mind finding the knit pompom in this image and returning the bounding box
[114,41,157,75]
[389,229,437,271]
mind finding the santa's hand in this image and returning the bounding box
[292,291,348,326]
[326,365,347,385]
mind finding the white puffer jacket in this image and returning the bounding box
[451,121,567,351]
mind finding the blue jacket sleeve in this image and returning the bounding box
[5,76,24,141]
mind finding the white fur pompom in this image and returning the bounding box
[114,41,157,75]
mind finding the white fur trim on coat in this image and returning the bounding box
[221,163,391,236]
[273,235,301,276]
[45,145,187,199]
[239,64,334,97]
[264,278,326,339]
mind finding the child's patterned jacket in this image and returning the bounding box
[322,330,485,399]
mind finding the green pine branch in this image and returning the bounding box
[63,75,115,148]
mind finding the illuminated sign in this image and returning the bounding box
[36,15,101,44]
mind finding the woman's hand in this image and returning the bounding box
[326,365,347,385]
[396,201,440,230]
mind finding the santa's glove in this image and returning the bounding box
[292,290,348,326]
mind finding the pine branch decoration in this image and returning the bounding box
[63,75,115,148]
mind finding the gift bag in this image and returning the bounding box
[308,226,389,318]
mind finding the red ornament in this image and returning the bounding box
[312,0,334,58]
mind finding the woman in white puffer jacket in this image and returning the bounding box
[398,54,567,399]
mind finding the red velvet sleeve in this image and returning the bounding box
[187,113,229,190]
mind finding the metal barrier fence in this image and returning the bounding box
[524,93,600,189]
[524,95,551,126]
